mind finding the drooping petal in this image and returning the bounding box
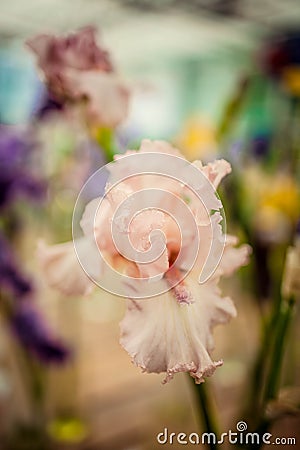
[215,235,252,279]
[120,272,236,384]
[37,238,98,296]
[165,267,193,305]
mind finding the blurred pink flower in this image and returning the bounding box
[65,71,130,128]
[27,27,129,127]
[38,139,251,383]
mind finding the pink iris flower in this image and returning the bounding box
[38,140,251,383]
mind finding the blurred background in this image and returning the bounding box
[0,1,300,449]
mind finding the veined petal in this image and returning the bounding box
[120,272,236,384]
[165,266,194,305]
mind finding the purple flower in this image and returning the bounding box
[0,126,46,209]
[0,232,32,297]
[250,134,271,159]
[11,302,70,364]
[35,91,65,119]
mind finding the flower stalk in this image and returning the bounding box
[263,296,295,402]
[242,297,295,450]
[240,222,300,450]
[189,378,220,450]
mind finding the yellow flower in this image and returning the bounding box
[175,116,217,161]
[282,66,300,96]
[242,165,300,243]
[261,174,300,222]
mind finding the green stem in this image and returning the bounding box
[243,290,293,421]
[189,378,220,450]
[263,296,295,402]
[216,76,250,142]
[244,317,270,418]
[289,97,300,177]
[22,351,46,425]
[244,274,283,411]
[94,127,117,162]
[242,296,295,450]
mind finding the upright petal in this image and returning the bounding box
[194,159,232,188]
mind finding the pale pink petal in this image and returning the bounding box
[108,155,143,192]
[80,196,115,253]
[129,210,165,250]
[194,159,232,188]
[80,197,102,237]
[120,272,235,384]
[110,146,183,193]
[215,236,252,278]
[80,192,129,255]
[26,35,54,68]
[37,238,98,296]
[179,212,224,282]
[165,267,194,305]
[113,150,137,160]
[105,182,133,207]
[140,139,183,157]
[129,210,169,279]
[137,248,169,280]
[183,162,223,221]
[65,70,130,127]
